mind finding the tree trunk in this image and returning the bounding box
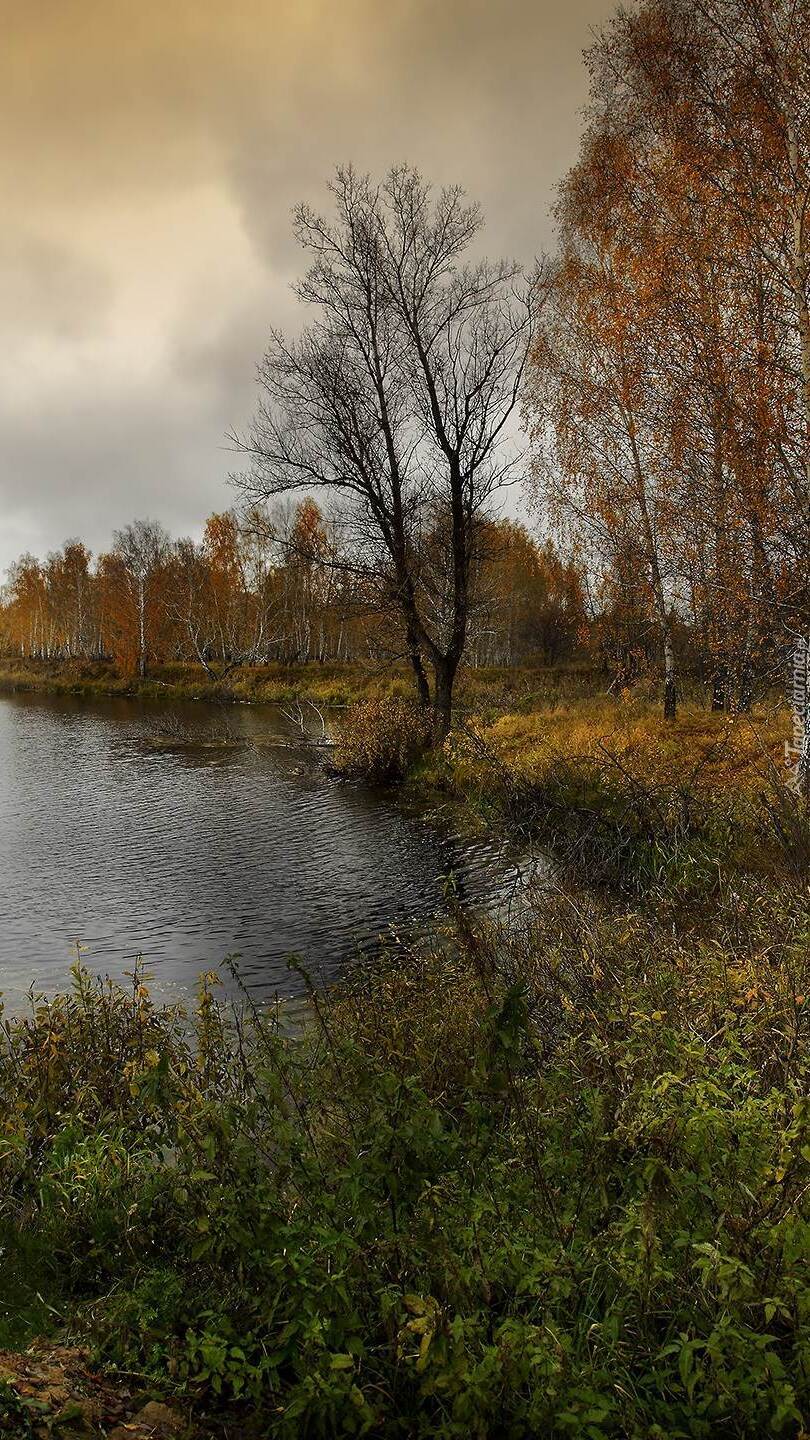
[795,636,810,798]
[431,657,456,746]
[405,617,431,710]
[410,648,431,710]
[735,605,756,714]
[783,95,810,540]
[711,665,727,712]
[663,623,677,721]
[138,579,147,680]
[622,407,676,722]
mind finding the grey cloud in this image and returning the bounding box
[0,374,242,573]
[0,231,113,341]
[1,0,617,575]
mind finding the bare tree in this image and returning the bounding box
[234,165,536,742]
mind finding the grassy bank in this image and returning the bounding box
[0,656,604,712]
[333,691,802,893]
[4,659,798,891]
[2,878,809,1437]
[459,699,804,891]
[3,674,808,1435]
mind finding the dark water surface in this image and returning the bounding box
[0,691,533,1007]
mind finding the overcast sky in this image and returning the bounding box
[1,0,615,578]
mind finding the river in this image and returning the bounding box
[0,690,534,1008]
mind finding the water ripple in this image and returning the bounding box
[0,692,536,1008]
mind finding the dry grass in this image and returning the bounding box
[0,655,603,712]
[481,698,791,798]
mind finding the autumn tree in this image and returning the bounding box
[589,536,663,690]
[657,0,810,572]
[3,555,48,657]
[579,0,810,730]
[529,230,682,717]
[101,520,171,678]
[170,508,284,679]
[43,542,94,658]
[282,498,332,662]
[528,0,809,723]
[466,520,585,667]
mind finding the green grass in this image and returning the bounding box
[1,879,809,1436]
[0,1231,64,1349]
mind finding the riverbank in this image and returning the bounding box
[0,656,602,712]
[3,657,801,906]
[0,688,532,1008]
[5,652,800,896]
[392,693,800,892]
[2,871,809,1437]
[2,670,807,1436]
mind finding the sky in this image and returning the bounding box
[1,0,616,579]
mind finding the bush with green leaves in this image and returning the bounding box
[1,883,809,1436]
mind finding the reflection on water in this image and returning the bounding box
[0,691,537,1008]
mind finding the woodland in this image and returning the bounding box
[3,0,810,744]
[1,1,810,1437]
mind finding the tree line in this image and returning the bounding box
[3,0,807,741]
[0,506,586,681]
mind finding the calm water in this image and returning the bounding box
[0,691,533,1007]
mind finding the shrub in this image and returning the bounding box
[334,695,433,783]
